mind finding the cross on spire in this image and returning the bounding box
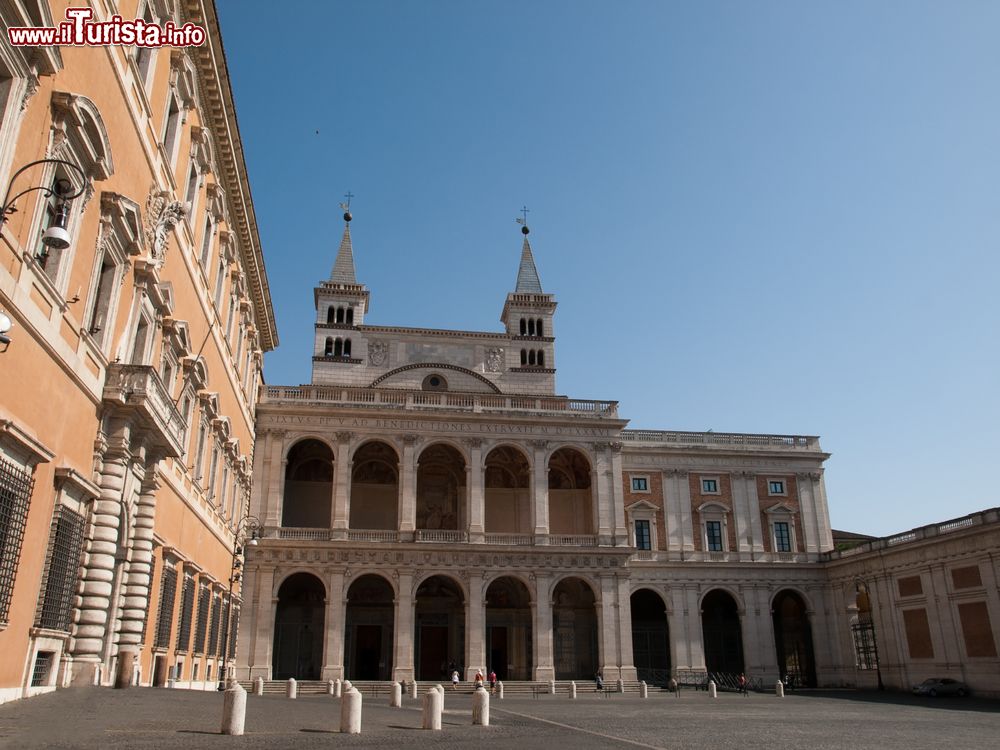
[519,205,530,223]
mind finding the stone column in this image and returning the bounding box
[594,464,613,546]
[731,472,753,557]
[685,586,705,669]
[744,473,765,555]
[393,571,415,681]
[672,471,695,555]
[264,430,285,529]
[662,470,682,553]
[398,435,418,541]
[331,432,352,538]
[742,586,776,681]
[466,439,484,543]
[115,468,161,688]
[609,443,628,546]
[811,473,833,551]
[70,442,130,685]
[465,572,485,679]
[248,567,276,679]
[796,473,820,555]
[598,575,620,679]
[667,588,688,670]
[322,570,346,680]
[616,576,637,681]
[530,441,549,544]
[533,573,554,680]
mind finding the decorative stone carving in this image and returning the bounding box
[528,440,549,451]
[144,188,185,267]
[402,434,419,446]
[485,347,504,373]
[19,76,39,112]
[368,340,388,366]
[335,431,353,443]
[464,437,483,449]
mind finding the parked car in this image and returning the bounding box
[911,678,969,697]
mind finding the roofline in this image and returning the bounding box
[189,1,278,352]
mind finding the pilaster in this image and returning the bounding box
[393,571,414,681]
[609,443,628,545]
[598,575,619,678]
[322,570,345,679]
[533,573,554,679]
[465,572,485,678]
[616,575,637,680]
[797,473,820,554]
[264,430,285,529]
[531,441,550,543]
[331,431,352,537]
[398,435,418,541]
[246,567,275,680]
[467,439,484,542]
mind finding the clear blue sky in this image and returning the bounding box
[218,0,999,537]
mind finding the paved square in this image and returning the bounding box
[1,688,997,749]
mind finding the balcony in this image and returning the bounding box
[263,527,605,548]
[262,385,618,419]
[102,364,186,457]
[619,429,820,451]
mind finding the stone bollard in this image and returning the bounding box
[640,681,648,699]
[327,680,336,696]
[422,688,443,730]
[409,681,418,699]
[221,682,247,736]
[334,678,342,698]
[253,676,264,696]
[497,681,504,700]
[708,680,717,698]
[287,678,297,699]
[472,685,490,726]
[776,680,785,698]
[390,682,402,707]
[435,683,445,697]
[616,678,624,694]
[342,680,353,692]
[340,688,362,734]
[570,681,577,699]
[550,679,556,696]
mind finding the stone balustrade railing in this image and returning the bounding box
[102,363,186,456]
[264,528,606,547]
[620,429,820,450]
[262,385,618,418]
[823,507,1000,560]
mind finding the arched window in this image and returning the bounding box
[519,319,526,335]
[346,308,354,325]
[528,350,536,366]
[334,338,343,357]
[528,319,535,336]
[520,349,527,365]
[344,339,352,357]
[537,350,545,367]
[326,307,335,324]
[537,319,544,336]
[336,307,345,324]
[324,337,333,356]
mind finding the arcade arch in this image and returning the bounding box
[350,441,399,529]
[701,589,744,675]
[548,448,594,536]
[282,439,333,528]
[272,573,325,680]
[414,575,465,681]
[344,574,395,680]
[772,589,816,687]
[485,576,533,680]
[484,446,531,535]
[552,576,598,679]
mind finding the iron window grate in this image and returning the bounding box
[31,651,53,686]
[175,575,195,653]
[208,596,222,656]
[194,585,210,654]
[227,604,240,659]
[35,507,87,631]
[154,566,177,649]
[0,455,34,624]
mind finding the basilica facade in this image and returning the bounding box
[235,216,839,687]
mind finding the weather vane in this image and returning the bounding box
[339,191,354,222]
[515,205,530,234]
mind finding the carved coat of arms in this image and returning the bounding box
[369,340,388,366]
[485,347,504,373]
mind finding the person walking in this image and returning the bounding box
[488,670,497,694]
[738,672,748,696]
[474,669,485,690]
[451,670,460,690]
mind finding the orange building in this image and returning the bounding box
[0,0,275,702]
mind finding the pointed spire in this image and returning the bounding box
[515,234,543,293]
[330,223,357,284]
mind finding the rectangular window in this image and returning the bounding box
[200,216,214,267]
[194,585,210,654]
[0,455,34,624]
[130,316,150,365]
[773,521,791,552]
[208,596,222,656]
[86,254,117,338]
[154,565,178,649]
[175,575,195,653]
[902,608,934,659]
[768,480,785,495]
[951,566,983,590]
[630,476,648,492]
[706,520,723,552]
[162,92,182,163]
[701,478,718,493]
[214,257,227,309]
[185,163,199,211]
[228,604,240,659]
[634,520,651,550]
[31,651,54,687]
[207,447,220,500]
[897,576,923,597]
[35,506,87,631]
[133,3,156,86]
[957,601,998,658]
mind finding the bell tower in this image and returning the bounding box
[312,200,369,373]
[501,212,557,374]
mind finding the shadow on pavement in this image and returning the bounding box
[790,689,1000,714]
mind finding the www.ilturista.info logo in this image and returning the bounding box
[8,7,206,48]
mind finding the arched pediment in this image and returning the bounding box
[50,91,114,179]
[370,362,501,393]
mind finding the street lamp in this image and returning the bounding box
[218,514,263,690]
[1,159,88,256]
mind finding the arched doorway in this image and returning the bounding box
[350,441,398,529]
[772,590,816,687]
[344,575,394,680]
[485,577,533,680]
[631,589,670,684]
[701,589,744,675]
[416,444,465,532]
[552,577,598,679]
[548,448,594,536]
[484,446,531,535]
[282,439,333,527]
[414,575,465,681]
[273,573,325,679]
